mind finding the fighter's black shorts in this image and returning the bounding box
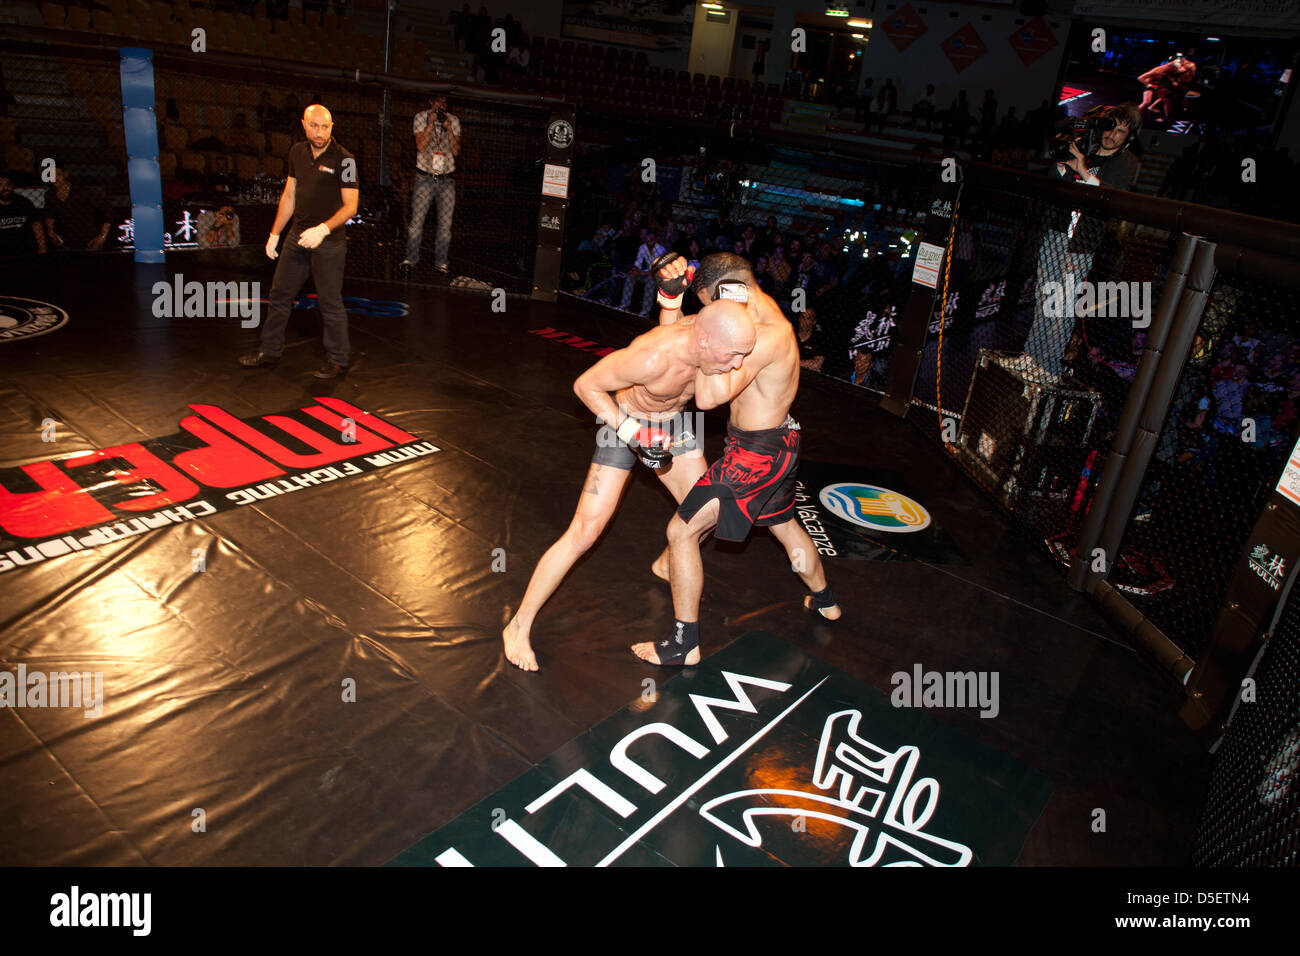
[677,415,801,541]
[591,407,701,470]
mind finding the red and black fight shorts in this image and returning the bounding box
[677,415,801,542]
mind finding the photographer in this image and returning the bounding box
[200,205,241,249]
[400,94,461,276]
[1022,103,1141,380]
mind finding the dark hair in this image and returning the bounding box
[1095,102,1142,142]
[692,252,755,299]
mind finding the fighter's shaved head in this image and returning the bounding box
[304,104,332,124]
[698,300,755,349]
[696,300,756,374]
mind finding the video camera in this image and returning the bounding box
[1044,114,1117,163]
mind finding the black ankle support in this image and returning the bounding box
[653,619,700,666]
[809,585,837,610]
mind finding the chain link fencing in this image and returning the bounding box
[1118,269,1300,659]
[2,25,551,292]
[560,112,932,394]
[1192,572,1300,866]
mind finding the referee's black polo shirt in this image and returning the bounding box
[288,138,358,236]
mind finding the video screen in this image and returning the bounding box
[1058,25,1296,138]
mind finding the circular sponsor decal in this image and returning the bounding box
[547,119,574,149]
[819,482,931,534]
[0,297,68,343]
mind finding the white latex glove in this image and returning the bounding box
[298,223,330,249]
[265,233,280,259]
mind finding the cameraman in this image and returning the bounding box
[200,205,241,249]
[400,93,461,276]
[1022,103,1141,380]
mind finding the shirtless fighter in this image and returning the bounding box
[632,252,842,667]
[502,295,756,671]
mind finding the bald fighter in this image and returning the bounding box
[633,252,842,667]
[503,304,756,671]
[239,104,359,380]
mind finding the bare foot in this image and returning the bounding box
[630,640,701,666]
[803,594,843,621]
[503,617,539,671]
[651,552,670,583]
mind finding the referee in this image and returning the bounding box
[240,104,359,380]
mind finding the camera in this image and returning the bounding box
[1045,114,1117,163]
[436,108,447,125]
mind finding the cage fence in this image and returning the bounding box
[2,33,551,293]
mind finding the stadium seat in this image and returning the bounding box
[4,143,34,172]
[0,117,14,143]
[163,125,188,150]
[707,75,720,90]
[93,70,120,95]
[262,155,284,176]
[41,3,64,28]
[66,68,93,96]
[234,154,259,180]
[66,6,91,30]
[180,150,206,174]
[158,151,177,177]
[88,96,117,123]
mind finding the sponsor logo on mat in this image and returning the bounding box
[0,296,68,343]
[388,632,1050,867]
[0,399,438,574]
[820,482,931,534]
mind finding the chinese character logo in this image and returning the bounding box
[699,709,973,866]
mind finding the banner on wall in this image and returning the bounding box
[561,1,694,53]
[1007,17,1060,68]
[1071,0,1300,31]
[940,23,989,74]
[879,2,928,53]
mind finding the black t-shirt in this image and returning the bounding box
[288,138,357,236]
[797,323,831,363]
[45,185,115,249]
[1046,149,1140,253]
[0,194,38,254]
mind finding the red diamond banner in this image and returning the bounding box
[1007,17,1060,68]
[940,23,988,74]
[880,2,927,53]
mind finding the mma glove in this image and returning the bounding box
[298,223,331,249]
[265,233,280,259]
[616,417,673,471]
[651,251,695,310]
